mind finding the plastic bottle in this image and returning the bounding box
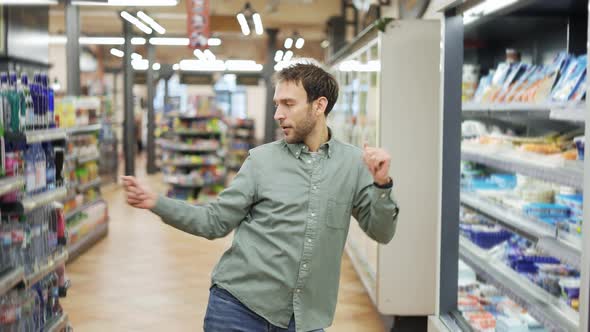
[0,73,11,134]
[33,144,46,193]
[20,74,33,131]
[44,143,56,190]
[8,73,20,133]
[43,75,54,128]
[24,146,35,194]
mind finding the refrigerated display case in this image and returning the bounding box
[328,19,442,323]
[431,1,590,331]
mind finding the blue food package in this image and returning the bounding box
[552,55,587,102]
[490,173,517,189]
[523,203,570,218]
[555,194,583,209]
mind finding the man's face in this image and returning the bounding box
[273,80,317,144]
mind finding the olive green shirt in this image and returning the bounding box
[151,136,399,332]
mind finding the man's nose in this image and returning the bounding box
[274,107,285,121]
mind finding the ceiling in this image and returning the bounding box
[49,0,342,65]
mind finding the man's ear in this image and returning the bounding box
[315,97,328,116]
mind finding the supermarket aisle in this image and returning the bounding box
[61,159,385,332]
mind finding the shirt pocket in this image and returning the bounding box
[326,199,352,229]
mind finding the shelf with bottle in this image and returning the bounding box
[45,313,69,332]
[0,267,25,297]
[1,269,69,331]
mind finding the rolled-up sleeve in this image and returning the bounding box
[151,155,257,240]
[351,163,399,244]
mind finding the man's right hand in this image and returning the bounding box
[122,176,158,210]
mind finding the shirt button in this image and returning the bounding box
[296,289,301,293]
[307,239,312,243]
[313,186,317,190]
[381,193,387,199]
[311,212,316,217]
[303,264,307,268]
[307,160,312,164]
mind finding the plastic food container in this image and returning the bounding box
[559,278,580,299]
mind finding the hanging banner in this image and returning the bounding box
[187,0,210,49]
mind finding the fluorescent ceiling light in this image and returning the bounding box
[194,49,206,61]
[131,53,143,60]
[73,0,178,6]
[225,60,263,72]
[0,0,57,4]
[284,38,293,49]
[121,11,153,35]
[295,38,305,49]
[204,49,216,61]
[237,13,250,36]
[283,50,294,62]
[274,50,284,62]
[252,13,263,35]
[80,37,124,45]
[463,0,518,25]
[110,48,124,57]
[207,38,222,46]
[131,37,146,45]
[149,37,189,46]
[132,59,149,71]
[152,63,161,70]
[179,60,226,72]
[173,63,180,71]
[137,11,166,34]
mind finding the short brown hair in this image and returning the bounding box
[276,63,339,116]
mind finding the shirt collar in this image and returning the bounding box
[284,128,334,159]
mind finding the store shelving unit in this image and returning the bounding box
[63,124,109,262]
[0,176,25,196]
[44,313,69,332]
[432,1,590,331]
[22,187,68,212]
[68,221,108,262]
[159,109,226,205]
[225,119,255,171]
[26,249,69,287]
[0,267,25,295]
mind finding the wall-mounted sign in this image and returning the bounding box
[187,0,210,49]
[180,72,213,85]
[134,72,146,85]
[236,75,261,86]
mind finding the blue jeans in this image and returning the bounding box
[204,286,325,332]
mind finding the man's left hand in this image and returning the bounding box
[363,144,392,186]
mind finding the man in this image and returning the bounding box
[122,63,399,332]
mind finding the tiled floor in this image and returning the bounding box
[61,158,385,332]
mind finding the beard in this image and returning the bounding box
[284,106,316,144]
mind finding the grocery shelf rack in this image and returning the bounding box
[63,124,109,263]
[159,109,226,204]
